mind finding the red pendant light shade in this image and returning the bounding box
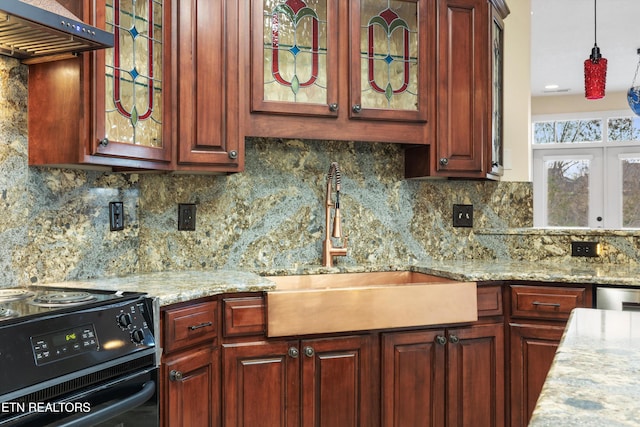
[584,0,607,99]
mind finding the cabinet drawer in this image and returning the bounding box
[223,296,265,337]
[477,285,502,317]
[163,301,217,353]
[510,285,587,320]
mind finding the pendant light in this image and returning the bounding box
[628,49,640,116]
[584,0,607,100]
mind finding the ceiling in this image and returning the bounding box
[531,0,640,97]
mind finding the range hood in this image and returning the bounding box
[0,0,113,64]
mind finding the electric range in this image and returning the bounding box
[0,286,159,426]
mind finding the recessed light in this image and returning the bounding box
[544,84,559,90]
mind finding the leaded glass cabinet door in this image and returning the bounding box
[251,0,339,116]
[350,0,432,122]
[93,0,172,163]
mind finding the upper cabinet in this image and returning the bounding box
[243,0,435,145]
[29,0,173,170]
[28,0,243,173]
[405,0,509,179]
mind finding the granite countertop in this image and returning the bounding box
[529,308,640,426]
[35,260,640,307]
[36,270,276,306]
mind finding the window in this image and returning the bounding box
[532,110,640,229]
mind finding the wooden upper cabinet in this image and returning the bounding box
[244,0,434,144]
[173,0,243,172]
[405,0,509,179]
[92,0,173,164]
[28,0,173,170]
[434,0,488,177]
[349,0,433,122]
[29,0,243,173]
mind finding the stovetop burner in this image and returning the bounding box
[0,307,19,320]
[0,289,35,303]
[30,291,97,307]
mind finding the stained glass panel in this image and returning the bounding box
[360,0,418,110]
[263,0,328,104]
[105,0,163,147]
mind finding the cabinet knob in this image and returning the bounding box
[439,157,449,166]
[328,103,339,112]
[352,104,362,113]
[435,335,447,346]
[99,138,109,147]
[303,346,315,357]
[449,335,459,344]
[288,347,299,358]
[228,150,238,160]
[169,370,183,382]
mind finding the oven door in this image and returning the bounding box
[2,367,158,427]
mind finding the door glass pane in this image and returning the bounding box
[105,0,163,147]
[622,157,640,227]
[360,0,418,110]
[263,0,328,104]
[545,159,590,227]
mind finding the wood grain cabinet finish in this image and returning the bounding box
[173,0,243,172]
[405,0,509,179]
[161,300,219,427]
[507,283,593,427]
[242,0,434,145]
[163,346,220,427]
[28,0,243,173]
[222,334,376,427]
[28,0,174,170]
[382,322,504,427]
[222,296,266,337]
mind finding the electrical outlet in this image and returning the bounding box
[178,203,196,231]
[571,241,601,257]
[109,201,124,231]
[453,204,473,227]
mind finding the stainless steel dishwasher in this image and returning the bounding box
[596,286,640,311]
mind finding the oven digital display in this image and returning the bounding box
[31,324,99,365]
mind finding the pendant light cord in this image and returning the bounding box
[594,0,598,46]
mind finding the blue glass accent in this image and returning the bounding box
[629,87,640,116]
[130,26,139,39]
[384,54,394,64]
[130,67,139,80]
[289,45,300,56]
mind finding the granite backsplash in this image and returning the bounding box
[0,57,636,287]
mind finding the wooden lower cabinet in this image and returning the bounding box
[382,321,505,427]
[222,335,376,427]
[509,323,565,427]
[163,346,220,427]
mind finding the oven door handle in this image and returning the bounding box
[57,380,156,427]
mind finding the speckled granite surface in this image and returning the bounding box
[529,308,640,427]
[1,56,640,289]
[37,270,275,306]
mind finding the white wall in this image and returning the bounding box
[502,0,531,182]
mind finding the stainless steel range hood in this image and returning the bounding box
[0,0,113,64]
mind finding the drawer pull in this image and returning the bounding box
[188,321,213,331]
[532,301,561,308]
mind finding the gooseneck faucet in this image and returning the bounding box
[323,162,348,267]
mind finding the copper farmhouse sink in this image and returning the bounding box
[266,271,477,337]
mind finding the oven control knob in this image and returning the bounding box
[131,329,145,344]
[117,313,133,329]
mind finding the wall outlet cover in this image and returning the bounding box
[109,201,124,231]
[453,204,473,227]
[178,203,197,231]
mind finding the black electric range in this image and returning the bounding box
[0,286,159,426]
